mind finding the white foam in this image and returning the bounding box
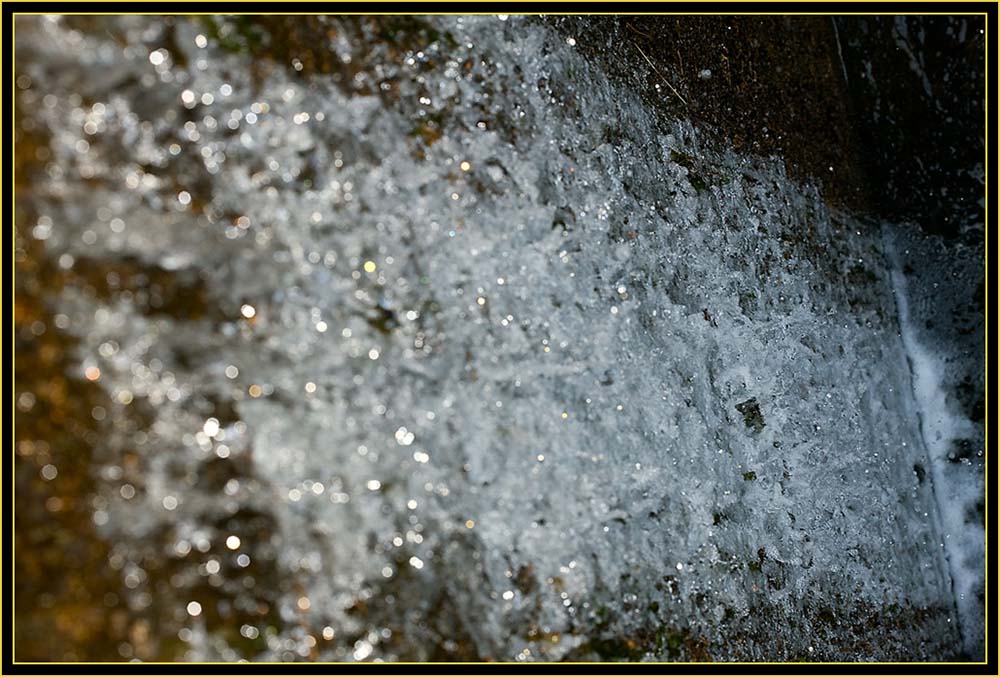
[884,230,985,657]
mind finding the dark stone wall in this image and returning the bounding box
[836,15,986,240]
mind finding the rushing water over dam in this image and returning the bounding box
[13,15,985,662]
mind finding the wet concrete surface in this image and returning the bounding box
[546,14,986,237]
[835,15,986,240]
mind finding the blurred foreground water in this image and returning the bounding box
[13,15,984,661]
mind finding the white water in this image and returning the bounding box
[884,230,985,658]
[17,15,979,661]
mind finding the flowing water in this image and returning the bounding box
[13,15,984,661]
